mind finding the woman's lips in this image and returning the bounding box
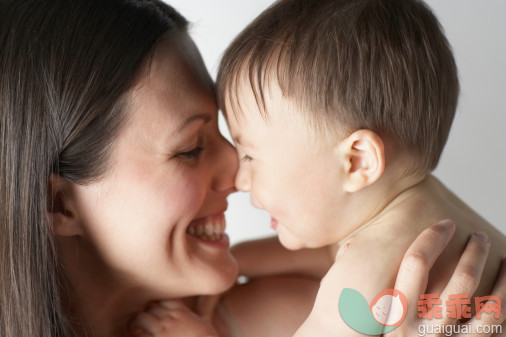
[270,217,279,231]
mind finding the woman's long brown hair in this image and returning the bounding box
[0,1,187,336]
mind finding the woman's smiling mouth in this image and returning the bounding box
[186,213,227,242]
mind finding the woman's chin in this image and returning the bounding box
[208,261,238,294]
[194,255,239,295]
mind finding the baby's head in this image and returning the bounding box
[218,0,459,249]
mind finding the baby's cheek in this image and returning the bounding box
[250,175,278,209]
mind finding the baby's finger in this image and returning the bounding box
[393,220,456,320]
[129,312,160,334]
[458,258,506,337]
[129,330,152,337]
[146,305,172,320]
[159,299,188,311]
[196,295,221,319]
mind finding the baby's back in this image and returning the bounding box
[379,175,505,297]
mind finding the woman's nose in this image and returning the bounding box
[211,136,238,193]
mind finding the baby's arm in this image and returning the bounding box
[231,236,333,279]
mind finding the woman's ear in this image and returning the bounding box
[47,173,83,237]
[339,129,385,193]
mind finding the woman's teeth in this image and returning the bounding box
[186,215,226,242]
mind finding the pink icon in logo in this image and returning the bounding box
[370,289,408,327]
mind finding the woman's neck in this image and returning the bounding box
[57,236,198,337]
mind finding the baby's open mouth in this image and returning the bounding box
[186,214,226,242]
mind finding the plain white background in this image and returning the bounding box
[165,0,506,244]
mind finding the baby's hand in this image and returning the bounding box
[128,300,219,337]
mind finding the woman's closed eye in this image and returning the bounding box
[178,146,204,159]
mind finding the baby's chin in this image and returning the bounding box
[278,228,332,250]
[278,232,308,251]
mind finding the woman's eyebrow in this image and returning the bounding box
[178,113,212,131]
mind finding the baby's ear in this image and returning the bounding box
[47,173,83,237]
[339,129,385,193]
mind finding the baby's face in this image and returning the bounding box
[225,80,351,249]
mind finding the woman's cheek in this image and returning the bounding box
[164,171,206,213]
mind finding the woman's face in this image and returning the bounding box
[68,33,239,297]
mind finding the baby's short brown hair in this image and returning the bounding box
[217,0,459,173]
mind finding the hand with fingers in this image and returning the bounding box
[128,300,219,337]
[387,220,505,337]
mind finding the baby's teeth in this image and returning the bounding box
[205,224,214,236]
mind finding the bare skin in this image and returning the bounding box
[221,80,505,336]
[130,222,506,337]
[294,176,505,336]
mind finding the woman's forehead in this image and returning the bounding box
[114,34,217,154]
[128,34,216,124]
